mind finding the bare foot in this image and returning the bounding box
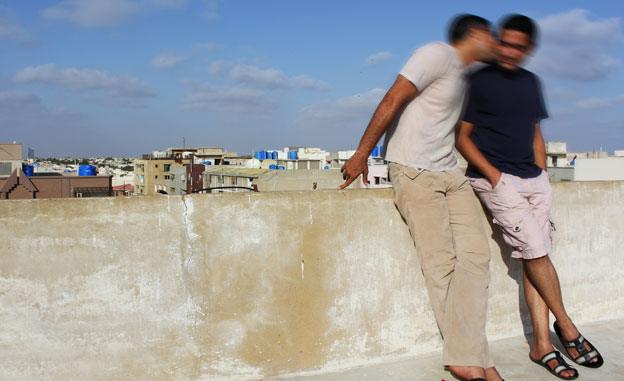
[555,320,601,366]
[447,365,486,380]
[485,366,503,381]
[530,346,576,379]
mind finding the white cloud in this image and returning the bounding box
[42,0,140,27]
[13,64,155,98]
[531,9,622,81]
[227,63,289,88]
[296,88,383,130]
[41,0,189,27]
[294,88,385,146]
[193,41,218,51]
[576,95,624,110]
[0,90,42,105]
[209,61,329,91]
[291,75,331,91]
[182,84,271,113]
[0,90,84,142]
[151,53,187,69]
[203,0,220,20]
[149,0,188,9]
[0,12,35,44]
[365,51,393,65]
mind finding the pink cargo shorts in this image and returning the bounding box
[469,171,555,260]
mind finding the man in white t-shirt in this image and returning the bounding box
[341,15,499,381]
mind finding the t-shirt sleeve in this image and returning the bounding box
[534,75,549,121]
[462,76,480,124]
[399,43,447,91]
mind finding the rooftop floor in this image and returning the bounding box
[290,319,624,381]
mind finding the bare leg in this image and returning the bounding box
[524,257,598,367]
[523,263,576,378]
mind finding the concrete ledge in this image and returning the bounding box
[1,182,623,379]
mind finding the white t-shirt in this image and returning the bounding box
[383,42,466,171]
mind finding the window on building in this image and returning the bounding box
[164,164,171,172]
[155,175,158,179]
[155,164,158,168]
[164,175,171,180]
[0,162,12,176]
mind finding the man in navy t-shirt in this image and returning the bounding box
[456,14,604,380]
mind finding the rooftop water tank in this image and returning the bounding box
[79,165,96,176]
[22,164,34,177]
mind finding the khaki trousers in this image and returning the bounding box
[389,163,493,367]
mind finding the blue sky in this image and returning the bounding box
[1,1,623,157]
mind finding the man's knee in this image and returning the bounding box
[523,254,551,269]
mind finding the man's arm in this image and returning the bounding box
[533,123,547,171]
[339,75,418,189]
[455,121,502,187]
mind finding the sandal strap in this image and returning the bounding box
[563,334,585,349]
[575,350,598,364]
[542,351,576,376]
[553,365,568,375]
[541,351,559,363]
[564,334,600,363]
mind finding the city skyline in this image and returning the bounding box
[1,1,623,157]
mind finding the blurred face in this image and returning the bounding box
[497,29,532,70]
[471,27,497,61]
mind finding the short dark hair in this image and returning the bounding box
[448,14,491,44]
[500,14,538,46]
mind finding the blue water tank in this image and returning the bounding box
[371,146,379,157]
[288,151,298,160]
[277,165,286,170]
[22,164,34,176]
[271,151,278,160]
[269,164,278,170]
[79,165,96,176]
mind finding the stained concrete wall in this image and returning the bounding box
[1,182,623,380]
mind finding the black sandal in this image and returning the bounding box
[530,351,578,380]
[554,321,604,368]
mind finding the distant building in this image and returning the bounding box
[202,167,267,192]
[164,163,205,195]
[573,157,624,181]
[134,158,183,195]
[0,143,23,177]
[134,147,243,195]
[112,183,134,197]
[546,142,568,168]
[0,168,112,199]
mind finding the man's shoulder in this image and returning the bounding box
[412,41,454,62]
[468,64,497,81]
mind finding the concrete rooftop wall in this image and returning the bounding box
[1,183,624,379]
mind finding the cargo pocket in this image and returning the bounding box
[492,216,530,253]
[549,219,556,241]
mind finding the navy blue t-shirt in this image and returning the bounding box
[463,64,548,179]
